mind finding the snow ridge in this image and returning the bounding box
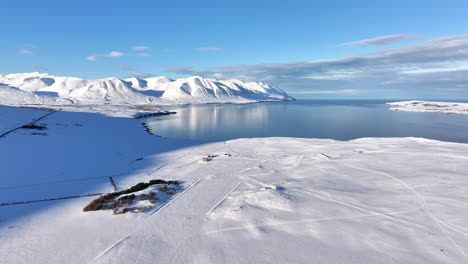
[0,73,293,105]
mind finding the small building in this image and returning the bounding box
[113,208,124,215]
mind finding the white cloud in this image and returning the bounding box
[18,49,33,55]
[84,51,124,61]
[169,34,468,93]
[136,53,151,57]
[85,56,97,61]
[86,49,153,61]
[196,47,224,51]
[342,34,419,46]
[132,46,151,51]
[106,51,125,57]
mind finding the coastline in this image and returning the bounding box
[1,104,468,263]
[388,100,468,115]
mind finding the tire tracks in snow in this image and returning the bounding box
[88,178,202,263]
[90,236,132,263]
[329,155,468,261]
[91,177,242,264]
[201,151,468,261]
[204,208,426,235]
[204,181,242,217]
[166,178,241,264]
[149,178,202,216]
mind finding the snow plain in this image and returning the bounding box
[388,101,468,115]
[1,105,468,263]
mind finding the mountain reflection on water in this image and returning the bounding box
[144,100,468,143]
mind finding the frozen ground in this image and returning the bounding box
[388,101,468,115]
[1,105,468,263]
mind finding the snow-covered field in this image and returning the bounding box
[1,105,468,263]
[388,101,468,115]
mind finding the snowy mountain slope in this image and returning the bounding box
[0,83,71,105]
[66,78,160,104]
[0,72,88,96]
[161,76,291,103]
[124,76,172,91]
[145,76,173,90]
[0,73,293,105]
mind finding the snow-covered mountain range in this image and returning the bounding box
[0,72,293,105]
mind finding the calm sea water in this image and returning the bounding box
[144,100,468,143]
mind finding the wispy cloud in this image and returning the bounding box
[85,51,125,61]
[439,87,468,92]
[196,47,224,52]
[18,49,33,55]
[86,46,155,61]
[167,65,194,74]
[168,34,468,93]
[135,53,151,57]
[118,63,153,78]
[18,44,38,55]
[85,55,97,61]
[383,69,468,85]
[106,51,125,57]
[342,34,419,46]
[288,89,356,94]
[132,46,151,51]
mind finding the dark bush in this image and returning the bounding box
[83,199,103,212]
[148,179,179,185]
[21,124,47,130]
[159,185,168,193]
[148,191,157,204]
[118,194,135,202]
[83,192,119,212]
[139,191,158,203]
[111,200,119,208]
[122,183,149,194]
[139,193,149,200]
[83,179,178,212]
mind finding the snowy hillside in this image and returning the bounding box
[0,72,293,105]
[1,105,468,263]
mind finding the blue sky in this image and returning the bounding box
[2,0,468,99]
